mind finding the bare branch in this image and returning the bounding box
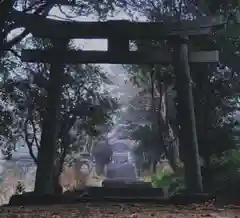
[9,49,21,58]
[24,119,38,164]
[30,118,40,150]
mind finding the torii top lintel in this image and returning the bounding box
[12,10,224,39]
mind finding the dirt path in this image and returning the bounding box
[0,203,239,217]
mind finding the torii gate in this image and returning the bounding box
[15,10,224,193]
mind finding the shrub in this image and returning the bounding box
[210,149,240,196]
[151,163,185,196]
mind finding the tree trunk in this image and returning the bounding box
[172,36,203,193]
[155,82,180,171]
[164,86,180,170]
[52,140,69,194]
[34,39,68,194]
[52,164,63,194]
[152,159,157,173]
[95,162,105,176]
[167,135,179,171]
[201,155,212,192]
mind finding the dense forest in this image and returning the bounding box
[0,0,240,203]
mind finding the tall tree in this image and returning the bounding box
[126,60,180,172]
[1,0,124,194]
[1,37,118,192]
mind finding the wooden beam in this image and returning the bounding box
[11,10,224,39]
[190,51,219,63]
[21,50,219,64]
[108,37,129,52]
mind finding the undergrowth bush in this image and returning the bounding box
[210,149,240,196]
[141,149,240,197]
[146,163,185,196]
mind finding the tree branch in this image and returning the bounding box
[24,119,38,164]
[30,117,40,150]
[3,3,53,52]
[9,49,21,58]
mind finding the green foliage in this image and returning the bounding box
[132,125,165,162]
[209,149,240,195]
[190,35,240,161]
[151,166,185,196]
[0,37,118,160]
[123,0,240,193]
[1,0,239,194]
[151,167,173,188]
[132,125,157,149]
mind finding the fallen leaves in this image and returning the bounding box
[0,203,240,218]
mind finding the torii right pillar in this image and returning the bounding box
[172,36,203,193]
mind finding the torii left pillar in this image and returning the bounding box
[34,38,69,194]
